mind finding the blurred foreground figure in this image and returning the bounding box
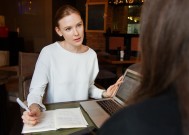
[98,0,189,135]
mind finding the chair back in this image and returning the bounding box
[0,50,9,67]
[18,52,39,101]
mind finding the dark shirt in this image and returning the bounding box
[98,89,183,135]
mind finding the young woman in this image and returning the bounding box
[22,5,123,126]
[98,0,189,134]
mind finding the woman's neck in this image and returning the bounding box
[60,41,88,53]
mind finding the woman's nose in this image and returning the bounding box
[73,28,79,36]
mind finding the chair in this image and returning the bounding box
[0,50,9,67]
[0,51,19,102]
[18,52,39,101]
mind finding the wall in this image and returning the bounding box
[86,0,130,51]
[0,0,128,53]
[1,0,105,52]
[112,6,128,33]
[0,0,52,53]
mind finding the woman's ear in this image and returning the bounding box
[55,27,62,37]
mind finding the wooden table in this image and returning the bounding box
[99,55,140,77]
[0,70,17,135]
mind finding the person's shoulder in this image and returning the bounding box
[98,107,130,135]
[38,42,59,57]
[99,93,181,135]
[85,46,97,56]
[42,42,58,51]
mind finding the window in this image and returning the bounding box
[86,2,107,32]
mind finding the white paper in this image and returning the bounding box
[22,108,88,134]
[55,108,88,129]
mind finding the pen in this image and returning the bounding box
[16,98,30,112]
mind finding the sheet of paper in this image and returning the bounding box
[22,110,56,134]
[21,108,88,134]
[55,107,88,129]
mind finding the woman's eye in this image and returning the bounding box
[65,28,71,31]
[77,23,82,27]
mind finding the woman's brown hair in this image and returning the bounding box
[54,4,81,28]
[129,0,189,133]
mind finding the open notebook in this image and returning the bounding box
[22,108,88,134]
[80,69,141,128]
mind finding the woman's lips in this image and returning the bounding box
[74,37,81,42]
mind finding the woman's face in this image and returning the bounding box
[56,13,84,47]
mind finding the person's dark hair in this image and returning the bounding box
[128,0,189,133]
[54,4,81,27]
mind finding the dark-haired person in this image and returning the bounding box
[98,0,189,134]
[21,5,123,126]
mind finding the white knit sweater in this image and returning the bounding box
[27,42,104,110]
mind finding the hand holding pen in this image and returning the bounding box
[17,98,41,126]
[16,98,30,112]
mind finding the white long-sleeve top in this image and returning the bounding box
[27,42,104,110]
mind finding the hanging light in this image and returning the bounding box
[109,0,144,5]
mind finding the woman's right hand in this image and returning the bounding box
[22,103,41,126]
[103,76,124,98]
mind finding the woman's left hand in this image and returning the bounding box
[102,76,124,98]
